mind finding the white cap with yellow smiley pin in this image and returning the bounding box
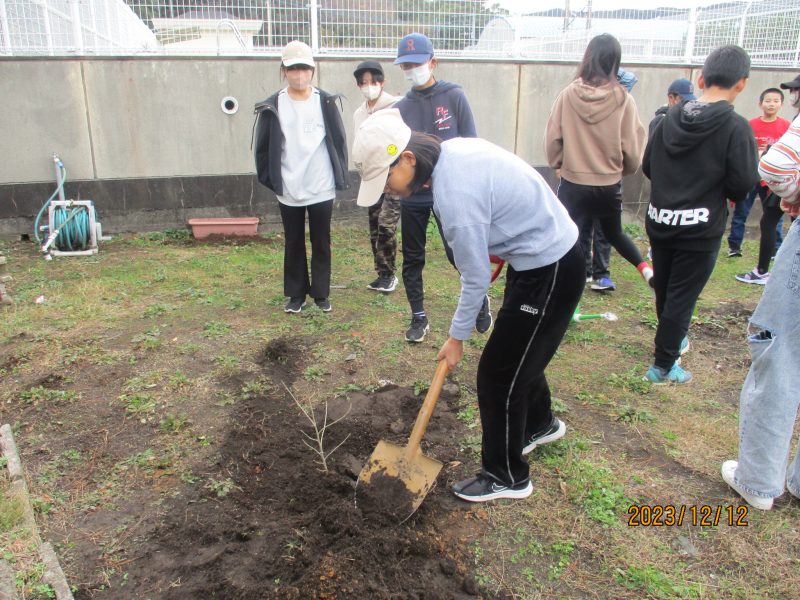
[352,108,412,207]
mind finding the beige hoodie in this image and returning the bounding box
[353,90,399,131]
[545,79,646,186]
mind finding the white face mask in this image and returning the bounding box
[360,84,382,101]
[404,64,431,87]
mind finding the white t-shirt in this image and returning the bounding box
[277,88,335,206]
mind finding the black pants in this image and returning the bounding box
[278,200,333,300]
[400,203,456,314]
[579,218,611,279]
[558,179,644,269]
[757,195,785,273]
[650,244,718,370]
[476,243,584,486]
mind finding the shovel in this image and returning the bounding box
[572,305,618,323]
[356,360,449,520]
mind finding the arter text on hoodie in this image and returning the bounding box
[644,100,758,251]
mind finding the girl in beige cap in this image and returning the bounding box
[254,40,349,314]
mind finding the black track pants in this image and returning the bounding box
[650,244,718,370]
[400,202,456,314]
[476,242,585,486]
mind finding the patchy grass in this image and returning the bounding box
[1,470,55,599]
[0,230,797,598]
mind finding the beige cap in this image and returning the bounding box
[281,40,315,68]
[352,109,412,207]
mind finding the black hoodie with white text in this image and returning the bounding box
[643,100,758,251]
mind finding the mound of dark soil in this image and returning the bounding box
[99,339,498,599]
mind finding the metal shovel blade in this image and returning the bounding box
[356,361,449,521]
[358,440,443,515]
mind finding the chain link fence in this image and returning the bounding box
[2,0,799,67]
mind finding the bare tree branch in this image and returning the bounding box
[283,382,351,472]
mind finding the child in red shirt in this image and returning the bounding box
[727,88,790,271]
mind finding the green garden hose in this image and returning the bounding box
[34,160,95,251]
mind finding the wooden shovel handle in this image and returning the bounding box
[405,360,449,459]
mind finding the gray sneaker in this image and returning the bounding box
[475,296,492,334]
[405,315,429,343]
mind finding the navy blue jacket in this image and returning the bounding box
[396,80,477,207]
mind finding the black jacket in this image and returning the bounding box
[643,100,758,251]
[648,104,669,138]
[253,88,350,196]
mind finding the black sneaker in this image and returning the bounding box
[727,247,743,258]
[522,417,566,455]
[452,472,533,503]
[284,297,306,313]
[475,296,492,334]
[405,314,429,343]
[314,298,332,312]
[367,274,398,293]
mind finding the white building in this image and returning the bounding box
[467,14,688,61]
[149,9,263,55]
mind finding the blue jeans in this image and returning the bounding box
[735,219,800,499]
[728,184,784,251]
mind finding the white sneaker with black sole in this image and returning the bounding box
[522,417,566,455]
[452,472,533,502]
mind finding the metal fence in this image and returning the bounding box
[2,0,799,67]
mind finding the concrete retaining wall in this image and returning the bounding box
[1,57,796,237]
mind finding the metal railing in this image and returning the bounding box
[2,0,799,67]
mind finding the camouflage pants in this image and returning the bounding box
[0,253,11,305]
[368,194,400,276]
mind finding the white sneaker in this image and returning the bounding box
[721,460,773,510]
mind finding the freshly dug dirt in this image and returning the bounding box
[355,469,420,525]
[81,338,498,599]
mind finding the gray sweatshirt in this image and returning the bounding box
[432,138,578,340]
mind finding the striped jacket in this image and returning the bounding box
[759,114,800,204]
